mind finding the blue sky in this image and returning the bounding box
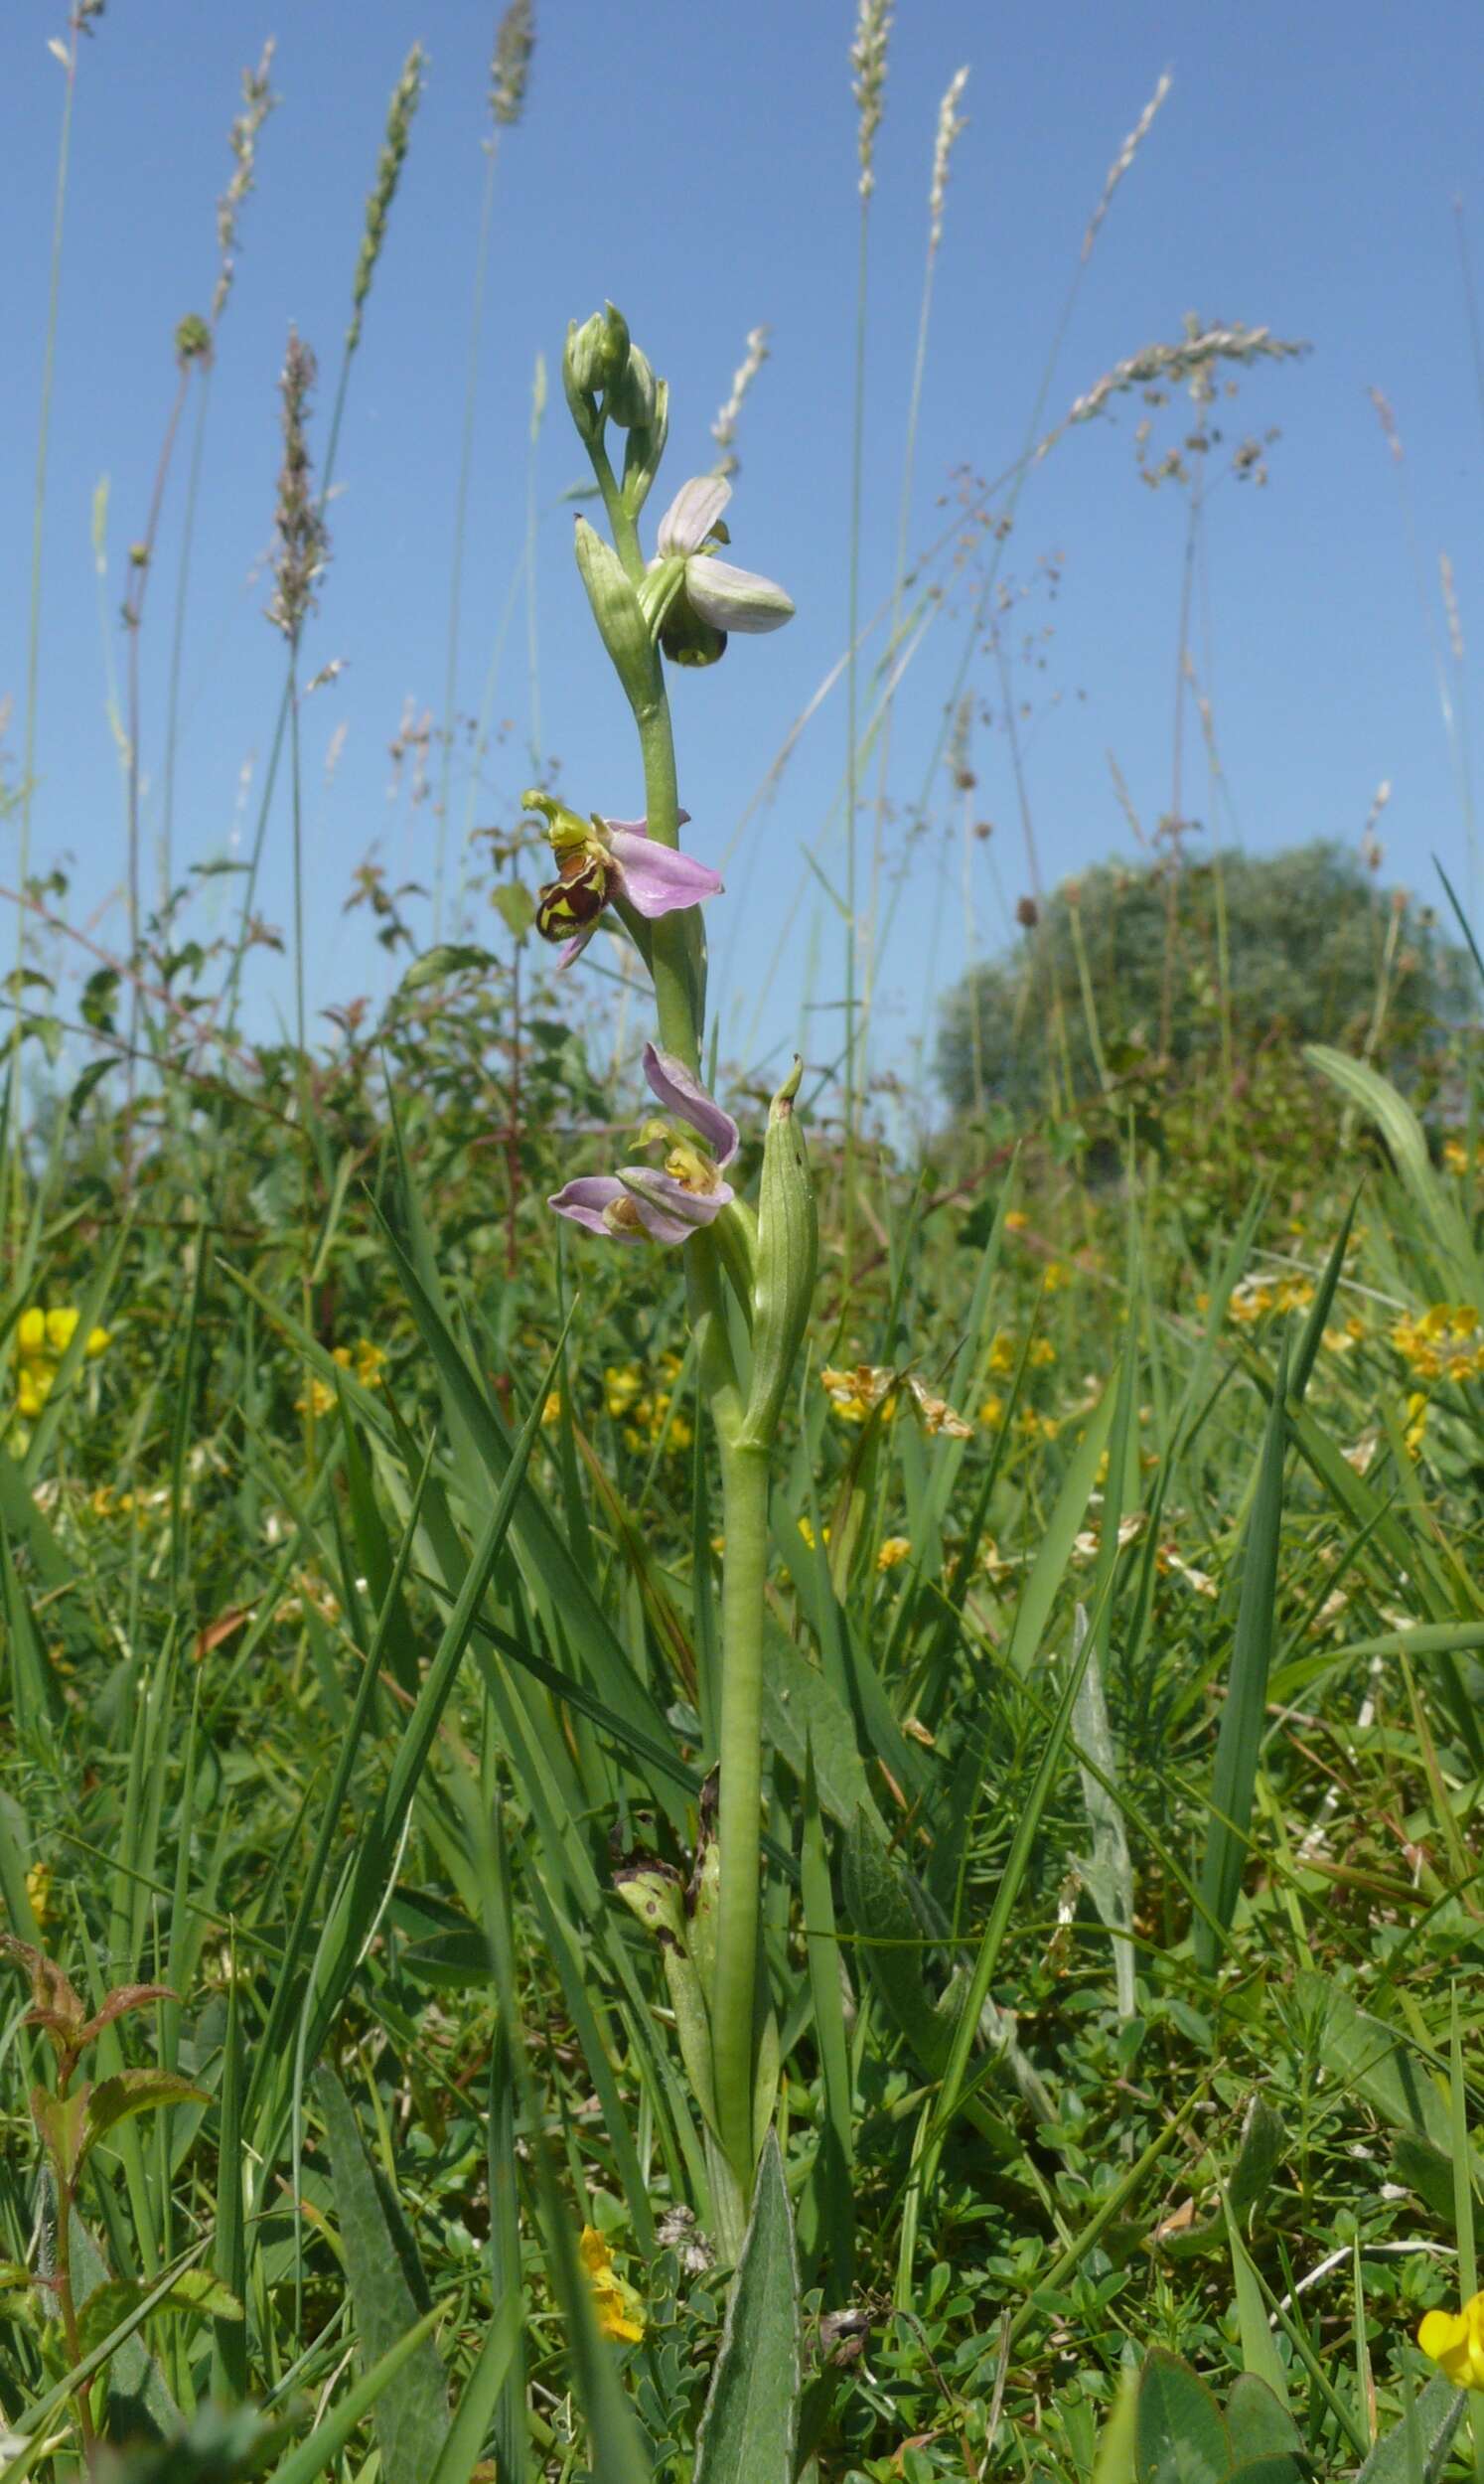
[4,0,1484,1095]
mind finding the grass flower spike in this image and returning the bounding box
[525,791,722,964]
[550,1041,738,1244]
[1419,2291,1484,2389]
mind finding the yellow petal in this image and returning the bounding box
[17,1309,47,1358]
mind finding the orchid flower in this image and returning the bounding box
[645,476,794,665]
[550,1042,739,1245]
[525,791,722,967]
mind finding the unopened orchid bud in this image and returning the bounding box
[565,301,630,396]
[620,376,670,522]
[740,1058,817,1449]
[608,342,658,429]
[573,517,656,711]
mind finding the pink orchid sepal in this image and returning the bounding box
[550,1044,740,1246]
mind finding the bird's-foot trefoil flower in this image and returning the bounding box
[524,790,722,966]
[1419,2290,1484,2390]
[642,475,794,666]
[550,1042,738,1244]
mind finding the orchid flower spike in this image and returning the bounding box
[550,1043,739,1245]
[645,476,794,666]
[524,790,723,967]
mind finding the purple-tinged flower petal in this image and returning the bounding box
[599,811,691,838]
[642,1043,740,1167]
[549,1176,647,1242]
[621,1166,735,1232]
[607,826,723,920]
[556,926,597,969]
[685,556,795,634]
[657,476,732,557]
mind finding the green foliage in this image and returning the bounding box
[937,842,1470,1123]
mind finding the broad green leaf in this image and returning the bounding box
[262,2306,444,2484]
[1226,2374,1302,2462]
[82,2071,206,2170]
[693,2131,802,2484]
[1354,2375,1466,2484]
[399,943,501,993]
[317,2069,449,2484]
[1295,1972,1477,2177]
[1134,2349,1230,2484]
[75,2270,241,2365]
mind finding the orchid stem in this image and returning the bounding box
[711,1431,769,2192]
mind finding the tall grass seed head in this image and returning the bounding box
[850,0,893,200]
[348,44,425,348]
[490,0,534,128]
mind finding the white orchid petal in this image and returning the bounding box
[684,556,795,634]
[657,474,732,557]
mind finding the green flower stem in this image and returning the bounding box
[580,388,771,2202]
[710,1429,770,2193]
[634,690,701,1070]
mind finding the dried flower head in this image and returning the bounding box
[711,325,771,479]
[349,44,426,353]
[491,0,534,128]
[929,67,969,250]
[851,0,893,201]
[266,330,328,643]
[214,40,278,327]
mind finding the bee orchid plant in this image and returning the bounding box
[533,304,816,2250]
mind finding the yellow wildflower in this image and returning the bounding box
[1027,1336,1057,1368]
[296,1376,336,1420]
[820,1364,896,1424]
[1443,1138,1469,1174]
[25,1862,52,1931]
[541,1391,563,1427]
[986,1329,1017,1376]
[1418,2290,1484,2390]
[1042,1261,1070,1293]
[355,1339,387,1387]
[1404,1392,1428,1459]
[16,1309,47,1359]
[605,1363,644,1418]
[1004,1208,1029,1232]
[16,1364,56,1421]
[876,1536,912,1571]
[978,1393,1004,1429]
[579,2226,646,2345]
[797,1515,830,1549]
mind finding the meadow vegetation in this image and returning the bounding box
[2,8,1483,2483]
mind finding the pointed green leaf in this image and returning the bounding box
[317,2069,449,2484]
[1354,2376,1466,2484]
[694,2131,801,2484]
